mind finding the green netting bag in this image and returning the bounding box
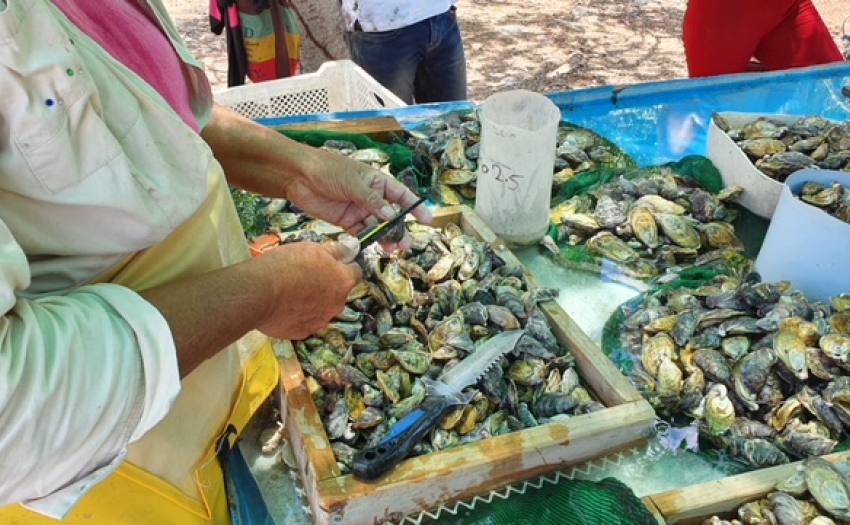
[276,115,640,208]
[229,187,277,240]
[430,477,657,525]
[600,266,726,375]
[599,262,850,462]
[545,154,728,282]
[555,154,723,206]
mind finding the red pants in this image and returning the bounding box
[683,0,844,77]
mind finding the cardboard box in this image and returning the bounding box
[276,205,656,525]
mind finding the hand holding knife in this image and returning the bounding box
[357,197,427,252]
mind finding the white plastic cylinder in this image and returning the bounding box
[755,169,850,302]
[475,90,560,246]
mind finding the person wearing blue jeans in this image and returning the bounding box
[342,0,467,104]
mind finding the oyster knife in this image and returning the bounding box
[357,197,426,251]
[352,329,525,481]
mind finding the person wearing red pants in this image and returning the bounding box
[683,0,845,77]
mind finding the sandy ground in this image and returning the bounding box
[166,0,848,103]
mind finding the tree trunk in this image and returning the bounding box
[291,0,350,73]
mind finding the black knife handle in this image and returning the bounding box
[352,395,455,481]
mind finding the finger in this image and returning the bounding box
[334,236,361,264]
[396,231,413,251]
[345,260,364,283]
[322,241,364,281]
[409,200,432,225]
[378,232,412,253]
[377,175,433,225]
[344,168,397,221]
[342,214,377,238]
[364,215,380,229]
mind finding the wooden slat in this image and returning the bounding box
[273,116,404,142]
[650,451,850,525]
[641,496,668,525]
[458,206,500,245]
[541,302,643,406]
[429,205,467,230]
[277,342,340,483]
[312,401,655,524]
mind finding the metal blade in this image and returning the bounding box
[357,197,426,251]
[424,330,525,397]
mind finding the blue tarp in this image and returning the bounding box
[257,61,850,166]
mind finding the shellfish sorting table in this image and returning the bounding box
[241,62,850,524]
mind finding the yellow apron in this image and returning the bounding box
[0,164,280,524]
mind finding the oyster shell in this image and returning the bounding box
[586,231,640,263]
[803,458,850,521]
[655,213,702,249]
[703,383,735,435]
[628,206,659,248]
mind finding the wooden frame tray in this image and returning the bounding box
[276,205,656,524]
[648,451,850,524]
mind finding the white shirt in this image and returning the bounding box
[0,0,214,517]
[341,0,456,32]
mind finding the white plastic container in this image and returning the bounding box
[212,60,406,120]
[474,90,560,246]
[707,112,810,219]
[755,169,850,302]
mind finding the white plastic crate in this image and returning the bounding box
[213,60,406,120]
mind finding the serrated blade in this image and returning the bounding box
[426,330,525,397]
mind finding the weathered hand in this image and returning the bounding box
[255,237,362,341]
[284,149,432,249]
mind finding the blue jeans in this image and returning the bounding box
[345,8,468,104]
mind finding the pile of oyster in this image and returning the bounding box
[702,457,850,525]
[621,271,850,468]
[405,111,634,206]
[542,169,746,280]
[714,113,850,182]
[796,180,850,223]
[285,223,603,474]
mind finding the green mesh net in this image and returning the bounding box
[600,266,726,375]
[229,187,277,240]
[409,112,637,207]
[429,477,657,525]
[546,155,727,277]
[556,154,723,203]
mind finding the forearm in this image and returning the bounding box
[201,104,321,197]
[139,255,276,377]
[201,105,428,244]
